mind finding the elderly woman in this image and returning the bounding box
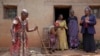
[10,9,38,56]
[80,7,97,53]
[68,9,79,49]
[55,14,68,51]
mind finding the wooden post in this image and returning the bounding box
[37,29,49,54]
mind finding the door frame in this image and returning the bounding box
[53,5,72,22]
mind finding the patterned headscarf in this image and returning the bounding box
[85,6,92,13]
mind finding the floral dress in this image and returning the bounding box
[10,16,28,56]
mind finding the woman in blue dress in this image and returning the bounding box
[68,9,79,49]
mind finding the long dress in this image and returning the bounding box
[68,16,79,48]
[80,14,96,52]
[49,26,57,51]
[10,16,28,56]
[56,20,68,50]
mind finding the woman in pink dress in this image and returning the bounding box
[49,25,57,53]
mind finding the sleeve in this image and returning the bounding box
[75,16,78,22]
[13,19,18,24]
[80,16,84,26]
[68,17,70,24]
[64,20,68,29]
[75,16,79,32]
[88,15,96,25]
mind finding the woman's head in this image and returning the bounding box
[58,14,64,20]
[69,9,74,17]
[21,9,28,20]
[84,7,91,16]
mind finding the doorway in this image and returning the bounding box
[54,5,71,47]
[54,5,71,22]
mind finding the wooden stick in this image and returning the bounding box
[22,33,25,56]
[37,29,49,54]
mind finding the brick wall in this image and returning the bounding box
[0,0,100,47]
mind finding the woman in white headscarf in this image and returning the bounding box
[10,9,38,56]
[68,9,79,49]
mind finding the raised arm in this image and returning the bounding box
[26,20,38,32]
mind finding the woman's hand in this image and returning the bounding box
[34,26,38,31]
[85,19,90,23]
[85,17,90,23]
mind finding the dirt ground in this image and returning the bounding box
[0,49,100,56]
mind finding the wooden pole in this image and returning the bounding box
[22,33,25,56]
[37,29,49,54]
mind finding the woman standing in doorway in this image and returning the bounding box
[55,14,68,51]
[68,9,79,49]
[80,7,97,53]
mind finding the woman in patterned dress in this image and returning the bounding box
[10,9,38,56]
[68,9,79,49]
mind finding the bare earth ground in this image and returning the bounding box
[0,49,100,56]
